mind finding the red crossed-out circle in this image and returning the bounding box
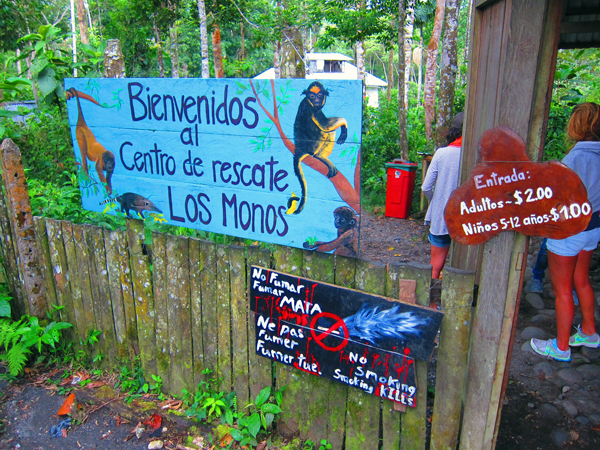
[310,312,349,352]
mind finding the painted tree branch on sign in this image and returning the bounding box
[248,79,361,213]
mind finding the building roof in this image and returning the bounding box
[559,0,600,49]
[306,52,353,61]
[254,64,388,88]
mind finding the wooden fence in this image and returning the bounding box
[0,138,477,449]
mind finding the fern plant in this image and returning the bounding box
[0,315,72,376]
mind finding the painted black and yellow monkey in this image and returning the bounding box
[303,206,359,257]
[286,81,348,215]
[66,87,116,194]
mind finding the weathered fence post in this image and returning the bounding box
[33,217,57,315]
[346,259,386,450]
[151,231,171,391]
[272,245,305,438]
[430,267,476,450]
[126,218,157,376]
[398,262,432,450]
[0,138,46,318]
[229,244,250,408]
[246,246,273,400]
[301,250,341,446]
[0,176,25,313]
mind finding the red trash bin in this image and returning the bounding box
[385,160,418,219]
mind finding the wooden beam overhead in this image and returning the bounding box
[564,7,600,16]
[475,0,501,9]
[561,21,600,34]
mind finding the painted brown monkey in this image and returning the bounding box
[303,206,359,257]
[286,81,348,215]
[66,87,115,194]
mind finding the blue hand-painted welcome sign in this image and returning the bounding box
[64,78,363,253]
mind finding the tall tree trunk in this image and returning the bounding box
[424,0,445,143]
[356,41,365,81]
[70,0,77,77]
[274,41,281,79]
[103,39,126,78]
[153,19,165,78]
[415,44,423,105]
[356,0,366,82]
[387,47,394,103]
[415,27,423,105]
[84,0,93,29]
[240,21,245,60]
[435,0,461,147]
[280,27,304,78]
[212,23,224,78]
[96,0,103,39]
[170,24,179,78]
[398,0,408,161]
[25,55,39,107]
[196,0,210,78]
[404,0,415,108]
[76,0,89,45]
[461,0,472,85]
[16,48,22,76]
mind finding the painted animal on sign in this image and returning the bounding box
[100,193,162,218]
[66,88,116,194]
[286,81,348,215]
[303,206,359,257]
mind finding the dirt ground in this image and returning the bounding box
[1,209,598,449]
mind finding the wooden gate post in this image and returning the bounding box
[430,267,476,450]
[0,138,47,318]
[451,1,563,449]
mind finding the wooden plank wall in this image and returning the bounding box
[21,214,476,449]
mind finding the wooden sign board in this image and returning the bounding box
[64,78,362,254]
[249,266,444,408]
[445,127,591,245]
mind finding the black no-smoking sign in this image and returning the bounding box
[249,266,443,407]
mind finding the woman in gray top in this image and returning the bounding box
[531,102,600,361]
[421,112,463,279]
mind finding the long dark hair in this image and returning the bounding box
[446,126,462,145]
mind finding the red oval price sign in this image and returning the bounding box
[445,127,591,245]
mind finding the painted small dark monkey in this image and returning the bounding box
[66,87,116,193]
[303,206,359,257]
[286,81,348,215]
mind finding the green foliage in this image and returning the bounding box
[0,284,11,318]
[114,356,163,402]
[303,438,332,450]
[17,25,71,104]
[181,370,285,448]
[5,104,76,182]
[543,48,600,162]
[182,368,230,422]
[0,301,72,376]
[361,91,431,209]
[230,386,284,448]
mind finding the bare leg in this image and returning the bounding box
[431,245,450,279]
[548,251,578,351]
[572,250,596,337]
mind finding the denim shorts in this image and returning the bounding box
[547,228,600,257]
[429,232,452,248]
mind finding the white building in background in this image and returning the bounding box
[254,52,388,108]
